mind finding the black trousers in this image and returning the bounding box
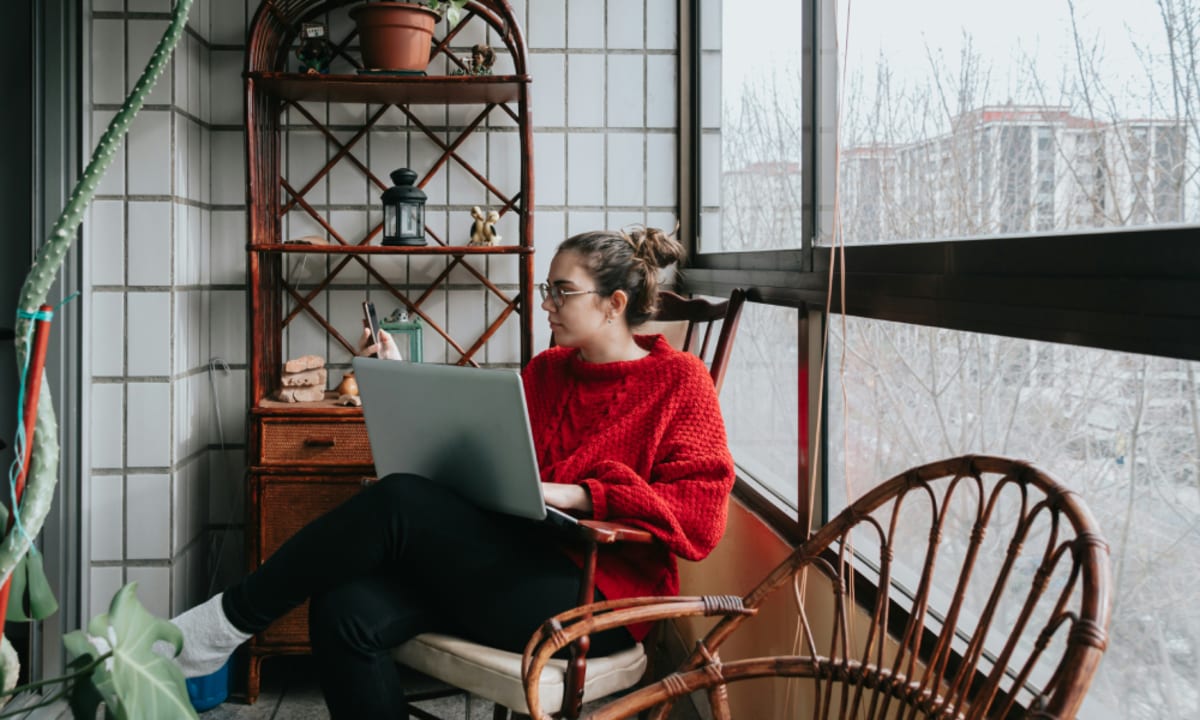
[222,474,634,719]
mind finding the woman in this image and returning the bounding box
[168,227,736,718]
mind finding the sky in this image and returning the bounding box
[717,0,1179,121]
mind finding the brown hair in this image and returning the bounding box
[557,226,686,326]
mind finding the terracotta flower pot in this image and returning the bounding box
[350,2,439,73]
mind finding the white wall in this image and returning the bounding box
[81,0,680,620]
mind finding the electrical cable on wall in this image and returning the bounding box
[205,357,238,598]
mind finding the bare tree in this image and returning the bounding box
[718,3,1200,717]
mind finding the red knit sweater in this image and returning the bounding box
[521,335,736,640]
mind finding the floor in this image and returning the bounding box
[202,655,499,720]
[3,655,500,720]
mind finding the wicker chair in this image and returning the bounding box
[393,289,746,719]
[523,455,1111,719]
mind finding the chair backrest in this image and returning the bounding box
[642,289,746,394]
[527,455,1111,720]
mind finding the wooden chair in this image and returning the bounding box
[523,455,1112,719]
[392,289,747,719]
[642,289,745,393]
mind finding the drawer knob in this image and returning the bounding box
[303,437,336,448]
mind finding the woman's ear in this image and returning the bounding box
[607,289,629,317]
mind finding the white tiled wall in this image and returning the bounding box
[83,0,223,621]
[81,0,679,622]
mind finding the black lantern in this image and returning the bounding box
[380,168,427,246]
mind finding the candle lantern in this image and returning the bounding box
[381,168,426,246]
[380,308,424,362]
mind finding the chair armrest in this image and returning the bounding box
[576,519,654,545]
[522,595,755,720]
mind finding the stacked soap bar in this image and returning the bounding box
[275,355,327,402]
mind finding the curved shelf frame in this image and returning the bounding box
[247,0,528,77]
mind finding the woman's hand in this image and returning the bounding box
[542,483,593,515]
[357,327,402,361]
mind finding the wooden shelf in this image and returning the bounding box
[249,72,528,105]
[242,1,534,704]
[255,392,364,415]
[251,243,533,255]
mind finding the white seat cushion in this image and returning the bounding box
[392,633,646,714]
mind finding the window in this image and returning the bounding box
[698,0,806,254]
[721,303,801,511]
[686,0,1200,715]
[836,0,1196,243]
[827,319,1200,718]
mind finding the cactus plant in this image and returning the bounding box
[2,0,197,715]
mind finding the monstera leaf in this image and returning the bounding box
[63,583,195,720]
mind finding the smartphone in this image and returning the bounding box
[362,300,381,357]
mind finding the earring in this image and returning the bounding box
[607,316,614,324]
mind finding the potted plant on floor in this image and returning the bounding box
[350,0,469,74]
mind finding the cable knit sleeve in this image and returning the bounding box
[581,360,735,561]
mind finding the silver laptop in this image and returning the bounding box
[352,357,578,527]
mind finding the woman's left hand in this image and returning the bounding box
[542,483,593,515]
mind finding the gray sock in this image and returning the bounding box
[156,593,252,678]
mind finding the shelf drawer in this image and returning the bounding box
[256,476,369,645]
[258,418,373,467]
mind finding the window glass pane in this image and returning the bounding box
[828,315,1200,717]
[698,0,805,253]
[836,0,1196,244]
[721,303,800,509]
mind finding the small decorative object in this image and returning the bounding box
[468,206,501,246]
[295,22,334,74]
[276,355,327,402]
[349,1,439,74]
[471,44,496,74]
[380,168,427,246]
[283,354,324,373]
[336,394,363,407]
[452,43,496,76]
[280,367,327,388]
[380,308,423,362]
[335,372,359,397]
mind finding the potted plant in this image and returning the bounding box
[350,0,469,73]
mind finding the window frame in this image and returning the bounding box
[678,0,1200,540]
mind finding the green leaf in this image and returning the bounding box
[66,627,122,718]
[97,583,196,720]
[428,0,466,25]
[63,630,117,720]
[25,550,59,620]
[6,555,29,621]
[63,630,99,667]
[2,551,57,622]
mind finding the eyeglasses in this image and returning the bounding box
[537,282,599,308]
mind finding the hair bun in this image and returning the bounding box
[624,224,686,270]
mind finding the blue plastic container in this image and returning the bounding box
[185,658,230,712]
